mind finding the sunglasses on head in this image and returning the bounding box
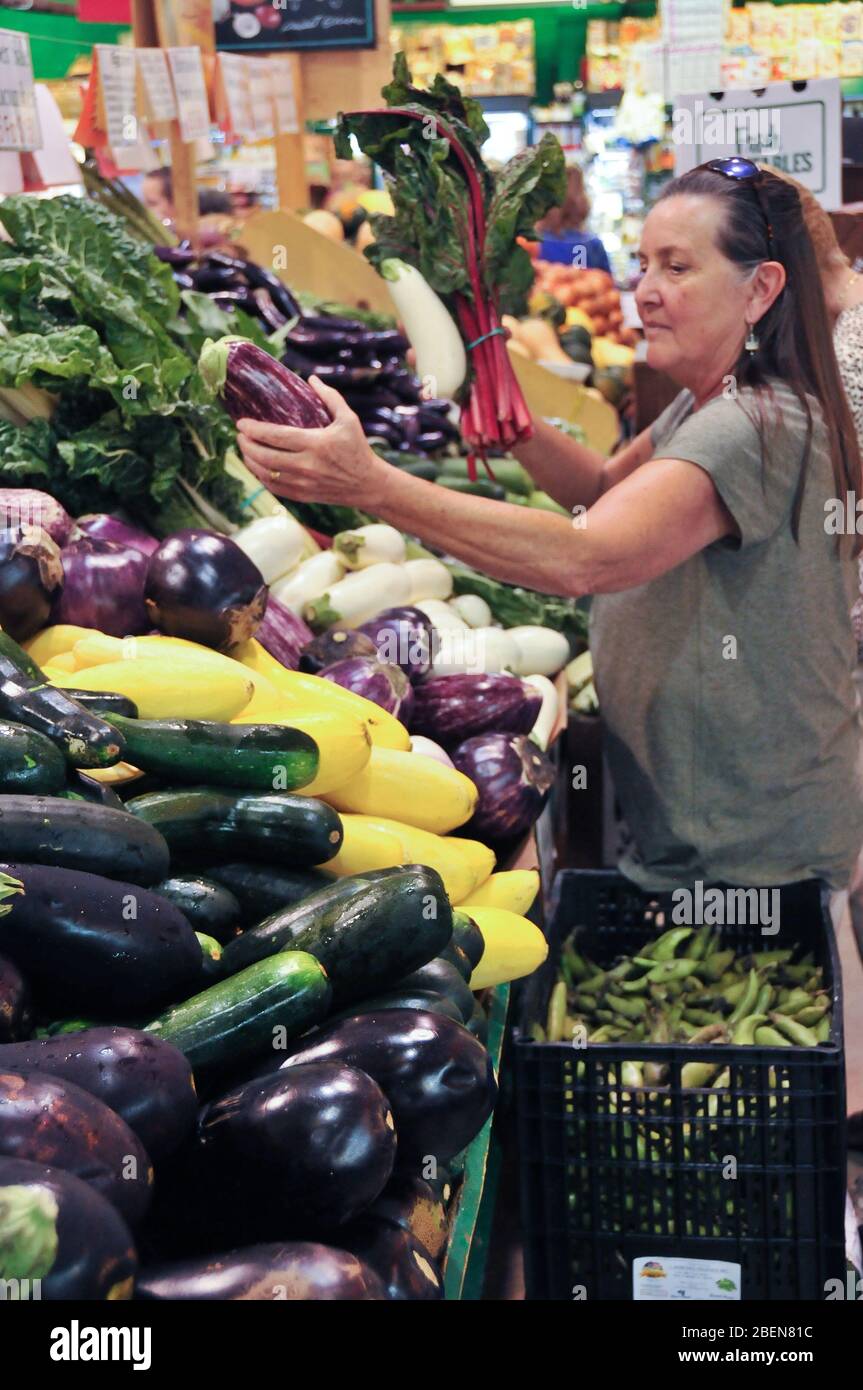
[697,157,778,262]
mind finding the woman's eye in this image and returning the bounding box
[669,263,687,274]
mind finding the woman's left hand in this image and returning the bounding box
[236,376,391,511]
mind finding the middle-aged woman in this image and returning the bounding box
[237,160,863,896]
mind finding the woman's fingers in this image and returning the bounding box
[308,375,351,417]
[239,436,309,472]
[236,418,316,451]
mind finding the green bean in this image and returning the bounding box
[731,1012,768,1044]
[755,1025,791,1047]
[727,968,761,1025]
[606,992,648,1019]
[651,927,695,962]
[702,949,735,981]
[547,981,568,1041]
[769,1011,819,1047]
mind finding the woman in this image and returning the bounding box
[535,164,612,273]
[770,171,863,649]
[237,160,863,894]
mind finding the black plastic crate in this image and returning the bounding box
[514,870,847,1301]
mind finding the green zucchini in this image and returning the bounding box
[397,460,440,481]
[126,787,344,866]
[0,794,170,884]
[67,690,138,719]
[440,455,532,496]
[451,910,485,971]
[435,476,506,501]
[153,876,242,944]
[145,951,331,1070]
[439,939,472,982]
[205,862,332,926]
[195,932,224,982]
[396,958,474,1024]
[0,719,66,793]
[220,866,452,1008]
[0,635,124,769]
[99,714,319,792]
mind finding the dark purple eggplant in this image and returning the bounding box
[337,1217,443,1300]
[191,265,247,292]
[0,953,28,1043]
[155,244,196,267]
[277,1010,497,1165]
[173,271,195,291]
[300,312,364,333]
[210,290,257,313]
[201,251,250,274]
[0,525,64,643]
[285,324,359,355]
[136,1242,387,1300]
[347,389,403,412]
[299,627,377,674]
[279,342,320,376]
[192,1063,396,1240]
[414,431,449,453]
[321,656,413,722]
[362,421,404,449]
[252,286,288,332]
[0,1069,152,1226]
[411,673,541,747]
[452,732,555,841]
[238,259,301,319]
[0,1157,137,1299]
[0,862,203,1016]
[201,338,331,429]
[310,363,383,387]
[367,1173,448,1260]
[358,606,435,682]
[145,529,267,651]
[0,1027,196,1162]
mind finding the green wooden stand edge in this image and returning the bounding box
[442,981,510,1301]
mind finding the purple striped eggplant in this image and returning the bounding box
[452,733,554,841]
[256,595,313,671]
[411,673,541,748]
[358,607,434,682]
[199,337,331,429]
[320,656,414,723]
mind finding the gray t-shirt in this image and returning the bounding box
[590,379,863,890]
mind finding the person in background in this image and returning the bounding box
[535,163,612,273]
[771,172,863,648]
[141,167,233,225]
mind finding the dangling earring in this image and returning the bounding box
[745,323,759,354]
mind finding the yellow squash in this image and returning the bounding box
[80,761,146,787]
[233,702,371,796]
[235,640,411,751]
[25,625,100,665]
[449,836,495,893]
[72,633,277,697]
[460,869,540,916]
[49,660,253,722]
[359,816,480,904]
[319,814,405,877]
[467,906,549,989]
[324,747,477,834]
[44,651,78,673]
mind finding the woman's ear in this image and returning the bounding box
[749,259,786,323]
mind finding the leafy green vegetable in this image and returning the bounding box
[447,562,585,649]
[0,195,245,532]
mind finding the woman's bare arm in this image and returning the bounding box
[511,417,656,512]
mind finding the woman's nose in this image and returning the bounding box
[635,272,660,314]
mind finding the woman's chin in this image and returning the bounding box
[645,339,679,376]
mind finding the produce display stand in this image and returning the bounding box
[240,208,398,315]
[443,981,510,1300]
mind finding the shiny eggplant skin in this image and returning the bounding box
[0,1027,196,1163]
[0,953,29,1043]
[135,1241,387,1301]
[0,863,203,1016]
[367,1173,448,1260]
[0,795,170,883]
[192,1062,396,1241]
[277,1010,497,1165]
[0,1156,137,1300]
[0,1070,152,1226]
[452,733,555,841]
[338,1217,443,1300]
[411,673,541,747]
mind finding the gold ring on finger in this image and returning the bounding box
[269,470,280,483]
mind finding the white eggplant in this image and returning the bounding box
[233,514,310,585]
[523,674,559,751]
[415,599,469,632]
[507,624,571,677]
[448,593,492,629]
[305,562,411,630]
[333,522,406,570]
[404,558,453,603]
[431,624,520,677]
[271,550,345,615]
[379,258,467,401]
[409,735,455,769]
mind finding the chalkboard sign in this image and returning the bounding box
[215,0,376,53]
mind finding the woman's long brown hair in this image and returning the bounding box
[657,166,862,553]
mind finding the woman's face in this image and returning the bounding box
[635,194,755,390]
[142,176,173,224]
